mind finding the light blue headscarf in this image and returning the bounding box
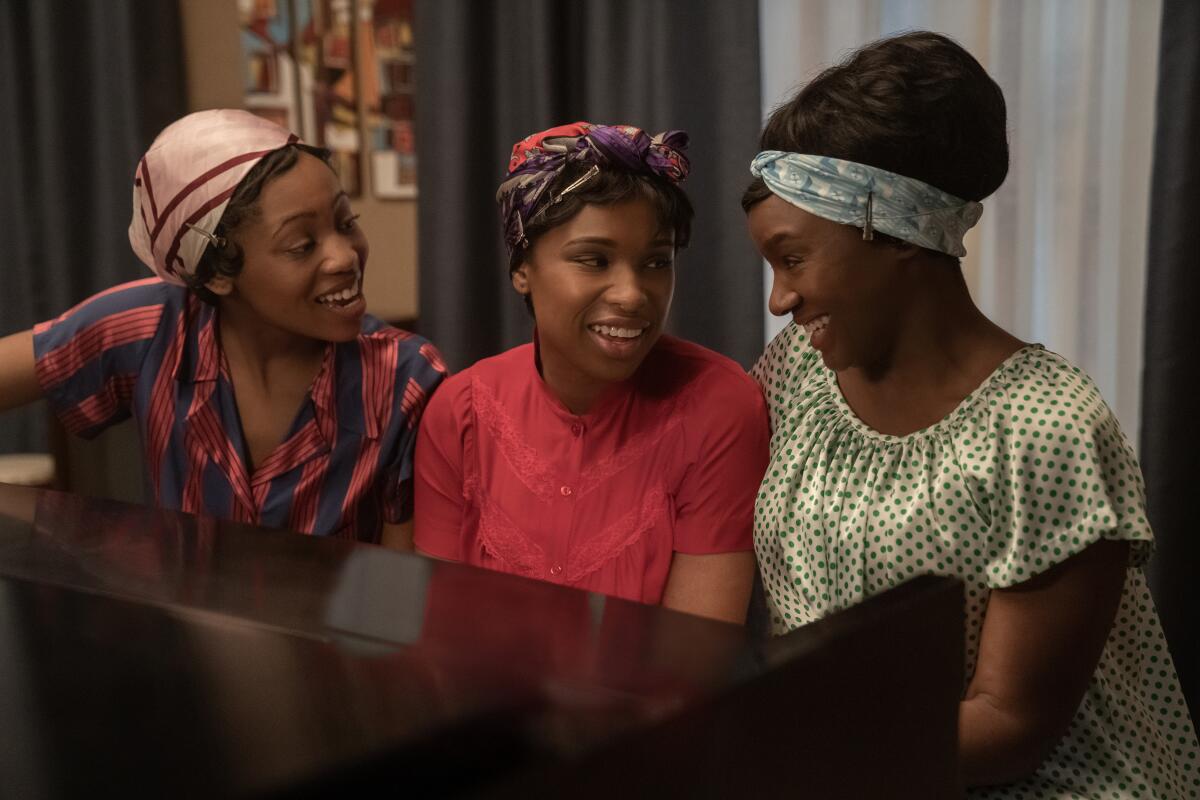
[749,151,983,257]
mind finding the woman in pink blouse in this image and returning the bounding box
[413,123,768,622]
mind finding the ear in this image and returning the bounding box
[205,274,235,297]
[511,263,531,295]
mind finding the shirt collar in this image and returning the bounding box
[172,297,220,383]
[173,298,359,439]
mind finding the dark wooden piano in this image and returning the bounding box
[0,484,964,798]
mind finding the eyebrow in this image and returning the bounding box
[272,191,350,238]
[563,235,675,248]
[762,231,800,251]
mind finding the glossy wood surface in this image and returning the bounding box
[0,484,964,798]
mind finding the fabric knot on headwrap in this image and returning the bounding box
[128,109,299,286]
[750,151,983,257]
[496,122,690,253]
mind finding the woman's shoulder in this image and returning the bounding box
[422,342,535,409]
[634,338,767,446]
[983,345,1114,426]
[441,342,532,389]
[35,278,186,348]
[748,322,823,427]
[648,335,761,398]
[352,316,450,382]
[62,277,185,319]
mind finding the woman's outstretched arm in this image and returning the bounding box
[0,330,42,413]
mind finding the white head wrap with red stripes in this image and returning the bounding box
[128,109,299,286]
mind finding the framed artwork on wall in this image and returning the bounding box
[363,0,417,199]
[239,0,299,132]
[237,0,417,199]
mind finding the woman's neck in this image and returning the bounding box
[837,267,1026,435]
[217,303,325,387]
[539,358,608,416]
[534,337,618,416]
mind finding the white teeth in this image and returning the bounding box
[589,324,644,339]
[803,314,830,335]
[317,276,362,306]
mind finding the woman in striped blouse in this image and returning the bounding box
[0,109,445,546]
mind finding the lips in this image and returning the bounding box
[801,314,829,337]
[315,270,363,309]
[588,323,645,340]
[799,313,831,350]
[586,318,652,358]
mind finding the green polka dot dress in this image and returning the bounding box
[752,323,1200,799]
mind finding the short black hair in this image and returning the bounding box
[742,31,1008,217]
[188,143,333,304]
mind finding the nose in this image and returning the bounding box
[321,232,360,273]
[605,263,649,312]
[768,274,801,317]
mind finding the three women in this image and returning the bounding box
[0,31,1195,796]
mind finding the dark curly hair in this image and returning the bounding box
[742,31,1008,224]
[188,143,333,304]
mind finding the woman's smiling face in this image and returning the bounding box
[513,197,676,411]
[210,152,369,344]
[747,194,910,373]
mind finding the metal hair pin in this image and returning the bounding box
[522,164,603,239]
[185,222,227,250]
[552,164,601,203]
[862,191,875,241]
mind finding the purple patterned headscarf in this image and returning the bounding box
[496,121,690,253]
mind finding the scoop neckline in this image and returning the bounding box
[819,343,1045,445]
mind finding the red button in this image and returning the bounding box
[560,485,573,497]
[549,564,563,576]
[570,423,583,436]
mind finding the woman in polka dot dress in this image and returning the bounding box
[743,31,1198,798]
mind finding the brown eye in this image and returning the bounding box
[573,255,607,269]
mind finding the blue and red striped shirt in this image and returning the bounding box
[33,278,447,542]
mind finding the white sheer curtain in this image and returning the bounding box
[758,0,1161,449]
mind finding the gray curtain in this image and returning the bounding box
[0,1,186,453]
[414,0,763,372]
[1140,0,1200,719]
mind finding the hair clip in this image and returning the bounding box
[552,164,600,204]
[185,222,227,250]
[522,164,603,238]
[862,191,875,241]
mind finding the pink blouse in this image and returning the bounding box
[413,335,769,604]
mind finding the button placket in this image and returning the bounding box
[548,415,586,582]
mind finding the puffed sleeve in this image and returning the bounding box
[969,351,1154,589]
[412,373,471,559]
[672,367,769,554]
[33,279,172,438]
